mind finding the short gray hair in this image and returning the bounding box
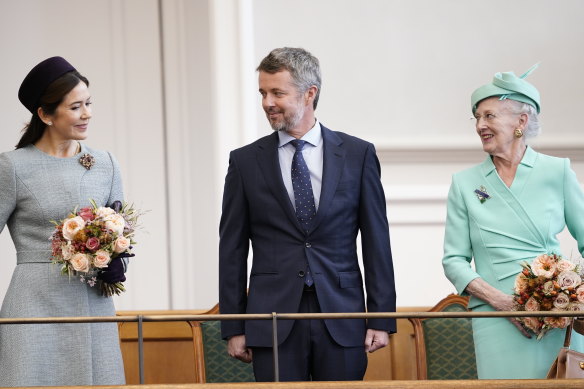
[257,47,321,109]
[507,100,541,138]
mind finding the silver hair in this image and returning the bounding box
[257,47,321,109]
[507,100,541,138]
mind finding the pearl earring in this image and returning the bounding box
[47,121,53,126]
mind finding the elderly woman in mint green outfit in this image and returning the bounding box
[442,66,584,379]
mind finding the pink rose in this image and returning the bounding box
[525,297,540,311]
[531,254,557,278]
[70,253,90,273]
[78,207,95,222]
[62,216,86,241]
[93,250,111,268]
[113,236,130,253]
[553,292,570,309]
[557,259,576,273]
[85,237,100,251]
[557,271,582,291]
[576,286,584,303]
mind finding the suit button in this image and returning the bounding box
[298,271,305,277]
[305,242,311,248]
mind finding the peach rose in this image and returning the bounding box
[557,271,582,291]
[544,310,571,329]
[93,250,111,268]
[522,317,541,333]
[515,274,529,294]
[525,297,540,311]
[557,259,576,273]
[531,254,557,278]
[62,216,86,241]
[553,292,570,309]
[113,236,130,253]
[104,214,125,236]
[70,253,90,273]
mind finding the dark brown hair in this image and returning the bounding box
[16,71,89,149]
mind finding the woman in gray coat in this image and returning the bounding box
[0,57,126,386]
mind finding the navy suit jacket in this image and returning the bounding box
[219,125,396,347]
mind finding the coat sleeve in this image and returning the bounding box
[0,154,17,234]
[442,175,481,295]
[219,151,250,339]
[359,144,397,333]
[563,159,584,257]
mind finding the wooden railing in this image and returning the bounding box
[1,310,582,387]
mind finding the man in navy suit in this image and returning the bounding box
[219,47,396,381]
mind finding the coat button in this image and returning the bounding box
[305,242,311,248]
[298,270,305,277]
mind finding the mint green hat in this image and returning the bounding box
[471,64,541,113]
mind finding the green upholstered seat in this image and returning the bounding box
[421,303,477,380]
[200,321,255,383]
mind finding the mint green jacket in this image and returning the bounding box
[443,147,584,309]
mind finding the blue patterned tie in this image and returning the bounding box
[290,139,315,286]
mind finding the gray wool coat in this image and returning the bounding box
[0,144,126,386]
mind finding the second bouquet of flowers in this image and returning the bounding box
[514,253,584,339]
[50,199,141,296]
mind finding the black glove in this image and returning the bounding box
[109,200,123,213]
[98,256,126,283]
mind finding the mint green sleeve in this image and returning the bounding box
[442,175,481,295]
[563,159,584,257]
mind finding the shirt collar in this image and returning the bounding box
[278,120,322,148]
[481,146,537,175]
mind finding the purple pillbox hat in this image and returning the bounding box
[18,56,76,113]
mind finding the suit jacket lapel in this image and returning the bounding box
[256,132,304,233]
[311,126,345,233]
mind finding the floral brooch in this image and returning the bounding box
[79,153,95,170]
[474,185,491,203]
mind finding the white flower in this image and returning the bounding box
[70,253,90,273]
[95,206,115,218]
[62,216,85,241]
[104,214,125,236]
[93,250,111,268]
[113,236,130,253]
[61,243,75,260]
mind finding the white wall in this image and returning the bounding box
[1,0,583,310]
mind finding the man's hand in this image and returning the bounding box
[227,334,253,363]
[364,329,389,353]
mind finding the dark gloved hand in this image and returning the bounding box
[98,256,126,283]
[108,200,123,213]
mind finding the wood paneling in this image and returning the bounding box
[117,308,422,383]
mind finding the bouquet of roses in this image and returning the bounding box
[513,253,584,339]
[50,199,141,296]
